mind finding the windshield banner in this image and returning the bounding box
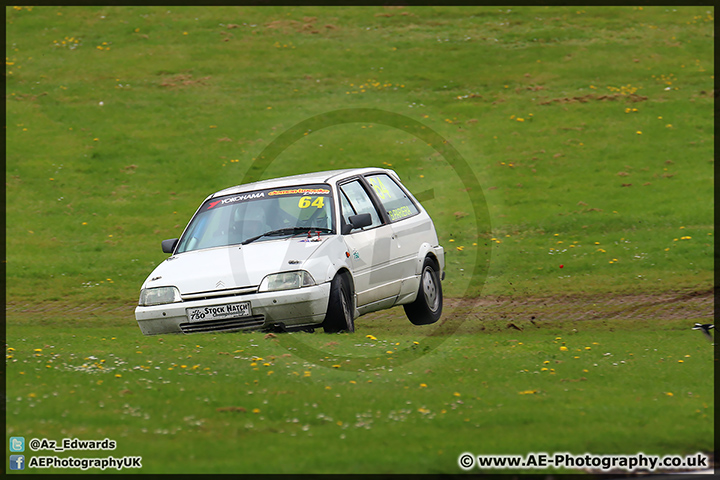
[204,184,331,211]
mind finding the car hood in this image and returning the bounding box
[143,237,329,294]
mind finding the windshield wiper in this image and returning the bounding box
[241,227,333,246]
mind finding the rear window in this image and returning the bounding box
[365,174,419,222]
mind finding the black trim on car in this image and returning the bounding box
[336,175,389,234]
[179,315,265,333]
[356,175,393,225]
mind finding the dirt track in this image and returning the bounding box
[6,288,713,323]
[443,287,714,323]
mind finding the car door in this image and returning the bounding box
[338,179,401,307]
[364,173,429,292]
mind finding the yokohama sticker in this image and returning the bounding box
[206,192,265,209]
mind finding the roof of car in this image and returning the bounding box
[211,168,396,197]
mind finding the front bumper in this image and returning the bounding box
[135,283,331,335]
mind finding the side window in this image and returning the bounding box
[366,174,419,222]
[339,180,382,229]
[339,191,356,226]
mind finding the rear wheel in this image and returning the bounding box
[404,256,443,325]
[322,273,354,333]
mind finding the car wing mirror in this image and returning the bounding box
[345,213,372,234]
[162,238,179,254]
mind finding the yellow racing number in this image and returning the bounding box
[298,196,325,209]
[371,178,392,200]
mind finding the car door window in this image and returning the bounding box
[339,190,356,226]
[365,174,419,222]
[339,180,382,229]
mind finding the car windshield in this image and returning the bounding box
[176,184,335,253]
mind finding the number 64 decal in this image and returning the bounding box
[371,178,391,200]
[298,196,325,209]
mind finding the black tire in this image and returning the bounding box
[404,256,443,325]
[322,273,355,333]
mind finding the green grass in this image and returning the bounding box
[5,5,715,474]
[5,5,713,303]
[6,315,715,474]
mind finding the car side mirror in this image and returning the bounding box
[342,213,372,235]
[162,238,179,254]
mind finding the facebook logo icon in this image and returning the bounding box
[10,454,25,470]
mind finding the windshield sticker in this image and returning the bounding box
[206,192,265,210]
[204,185,331,211]
[269,188,330,196]
[298,196,325,209]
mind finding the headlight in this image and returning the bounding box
[139,286,182,306]
[258,271,315,292]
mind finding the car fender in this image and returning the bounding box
[315,238,356,317]
[325,260,352,284]
[324,259,351,283]
[415,242,445,276]
[300,235,352,284]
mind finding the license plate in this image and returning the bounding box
[186,302,251,322]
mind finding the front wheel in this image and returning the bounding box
[321,273,355,333]
[404,256,443,325]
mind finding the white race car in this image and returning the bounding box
[135,168,444,334]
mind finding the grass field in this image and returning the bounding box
[6,316,715,474]
[5,5,715,474]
